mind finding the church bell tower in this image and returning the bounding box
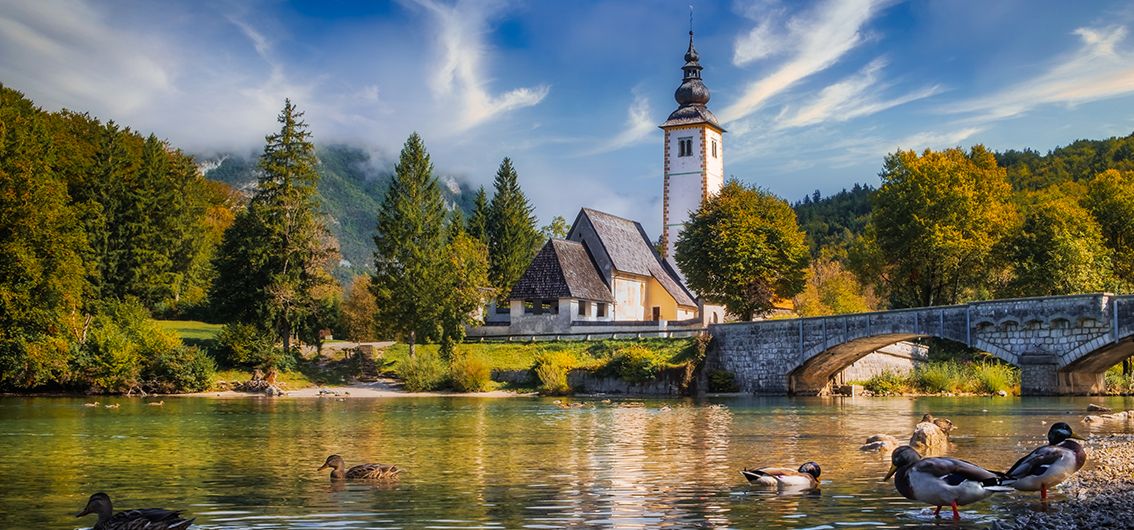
[660,29,725,270]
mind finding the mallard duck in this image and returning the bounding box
[318,454,401,480]
[884,445,1012,520]
[148,401,164,406]
[104,403,119,409]
[741,462,821,489]
[84,401,101,407]
[921,414,955,435]
[1004,422,1086,501]
[75,492,193,530]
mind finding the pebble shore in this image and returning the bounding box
[992,434,1134,530]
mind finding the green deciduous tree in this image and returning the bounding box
[341,275,379,341]
[540,215,571,240]
[210,100,337,356]
[487,158,541,295]
[1000,190,1113,297]
[675,180,809,320]
[438,232,490,360]
[1085,169,1134,287]
[0,86,87,389]
[372,133,448,357]
[864,146,1016,307]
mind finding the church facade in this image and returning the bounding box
[470,31,724,337]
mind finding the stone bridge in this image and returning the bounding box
[707,293,1134,395]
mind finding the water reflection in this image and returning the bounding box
[1,395,1132,529]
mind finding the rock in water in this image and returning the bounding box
[860,434,899,452]
[909,421,948,455]
[1087,403,1112,412]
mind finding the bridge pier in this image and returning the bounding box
[1018,353,1059,395]
[1057,371,1106,395]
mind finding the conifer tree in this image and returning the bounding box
[211,99,336,355]
[486,158,540,295]
[467,186,490,243]
[372,133,447,357]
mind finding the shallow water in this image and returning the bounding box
[2,395,1132,529]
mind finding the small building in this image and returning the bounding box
[493,208,700,336]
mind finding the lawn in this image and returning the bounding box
[381,338,700,373]
[154,320,223,342]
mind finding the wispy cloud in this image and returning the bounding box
[416,0,549,132]
[720,0,890,123]
[776,59,942,128]
[584,89,654,155]
[950,25,1134,120]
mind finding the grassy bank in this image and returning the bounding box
[380,338,703,394]
[854,360,1019,395]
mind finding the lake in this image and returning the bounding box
[2,395,1132,529]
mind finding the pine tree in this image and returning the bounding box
[486,158,540,296]
[467,186,490,244]
[211,99,336,356]
[372,133,448,357]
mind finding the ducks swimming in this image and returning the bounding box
[76,492,193,530]
[318,454,401,480]
[1004,422,1086,501]
[741,462,821,489]
[884,445,1012,520]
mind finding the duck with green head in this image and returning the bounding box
[75,492,193,530]
[1004,422,1087,501]
[884,446,1012,520]
[741,462,821,489]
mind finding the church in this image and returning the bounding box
[472,30,727,337]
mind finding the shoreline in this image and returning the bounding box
[993,434,1134,530]
[185,380,533,399]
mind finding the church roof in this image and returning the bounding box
[507,239,614,303]
[660,105,723,130]
[660,31,725,132]
[576,208,697,308]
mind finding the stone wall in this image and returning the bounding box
[834,342,928,384]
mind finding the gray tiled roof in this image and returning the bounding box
[659,105,724,130]
[508,239,614,302]
[578,209,697,307]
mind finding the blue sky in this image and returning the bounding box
[3,0,1134,236]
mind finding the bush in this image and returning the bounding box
[533,351,574,395]
[862,370,909,395]
[707,369,739,392]
[398,350,447,392]
[449,353,492,392]
[73,313,143,393]
[913,361,964,393]
[215,323,293,370]
[606,345,660,383]
[142,345,215,393]
[971,362,1018,394]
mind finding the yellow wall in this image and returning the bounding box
[643,275,697,321]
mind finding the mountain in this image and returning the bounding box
[199,144,477,278]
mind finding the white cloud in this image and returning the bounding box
[720,0,890,123]
[776,58,942,128]
[733,18,784,66]
[416,0,549,132]
[584,89,655,155]
[893,127,983,151]
[0,0,171,116]
[950,25,1134,120]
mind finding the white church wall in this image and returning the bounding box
[613,276,646,320]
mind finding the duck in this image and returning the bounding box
[83,401,101,407]
[148,401,164,407]
[921,414,955,435]
[318,454,401,480]
[104,403,120,409]
[884,445,1012,520]
[75,492,193,530]
[1004,422,1086,501]
[741,462,821,489]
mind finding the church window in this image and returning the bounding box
[678,137,693,157]
[711,139,717,158]
[597,303,607,317]
[578,301,588,316]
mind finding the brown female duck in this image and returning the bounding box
[76,492,193,530]
[319,454,401,480]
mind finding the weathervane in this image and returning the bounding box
[689,4,694,34]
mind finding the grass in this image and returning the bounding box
[154,320,223,342]
[856,360,1020,395]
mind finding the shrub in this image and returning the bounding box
[707,369,739,392]
[913,361,964,393]
[971,362,1018,395]
[862,370,909,395]
[1106,369,1133,394]
[215,323,292,370]
[398,350,447,392]
[449,353,492,392]
[606,345,660,383]
[73,313,142,393]
[142,345,215,393]
[533,351,574,395]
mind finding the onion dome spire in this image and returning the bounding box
[661,28,723,130]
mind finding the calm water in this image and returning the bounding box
[2,395,1133,530]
